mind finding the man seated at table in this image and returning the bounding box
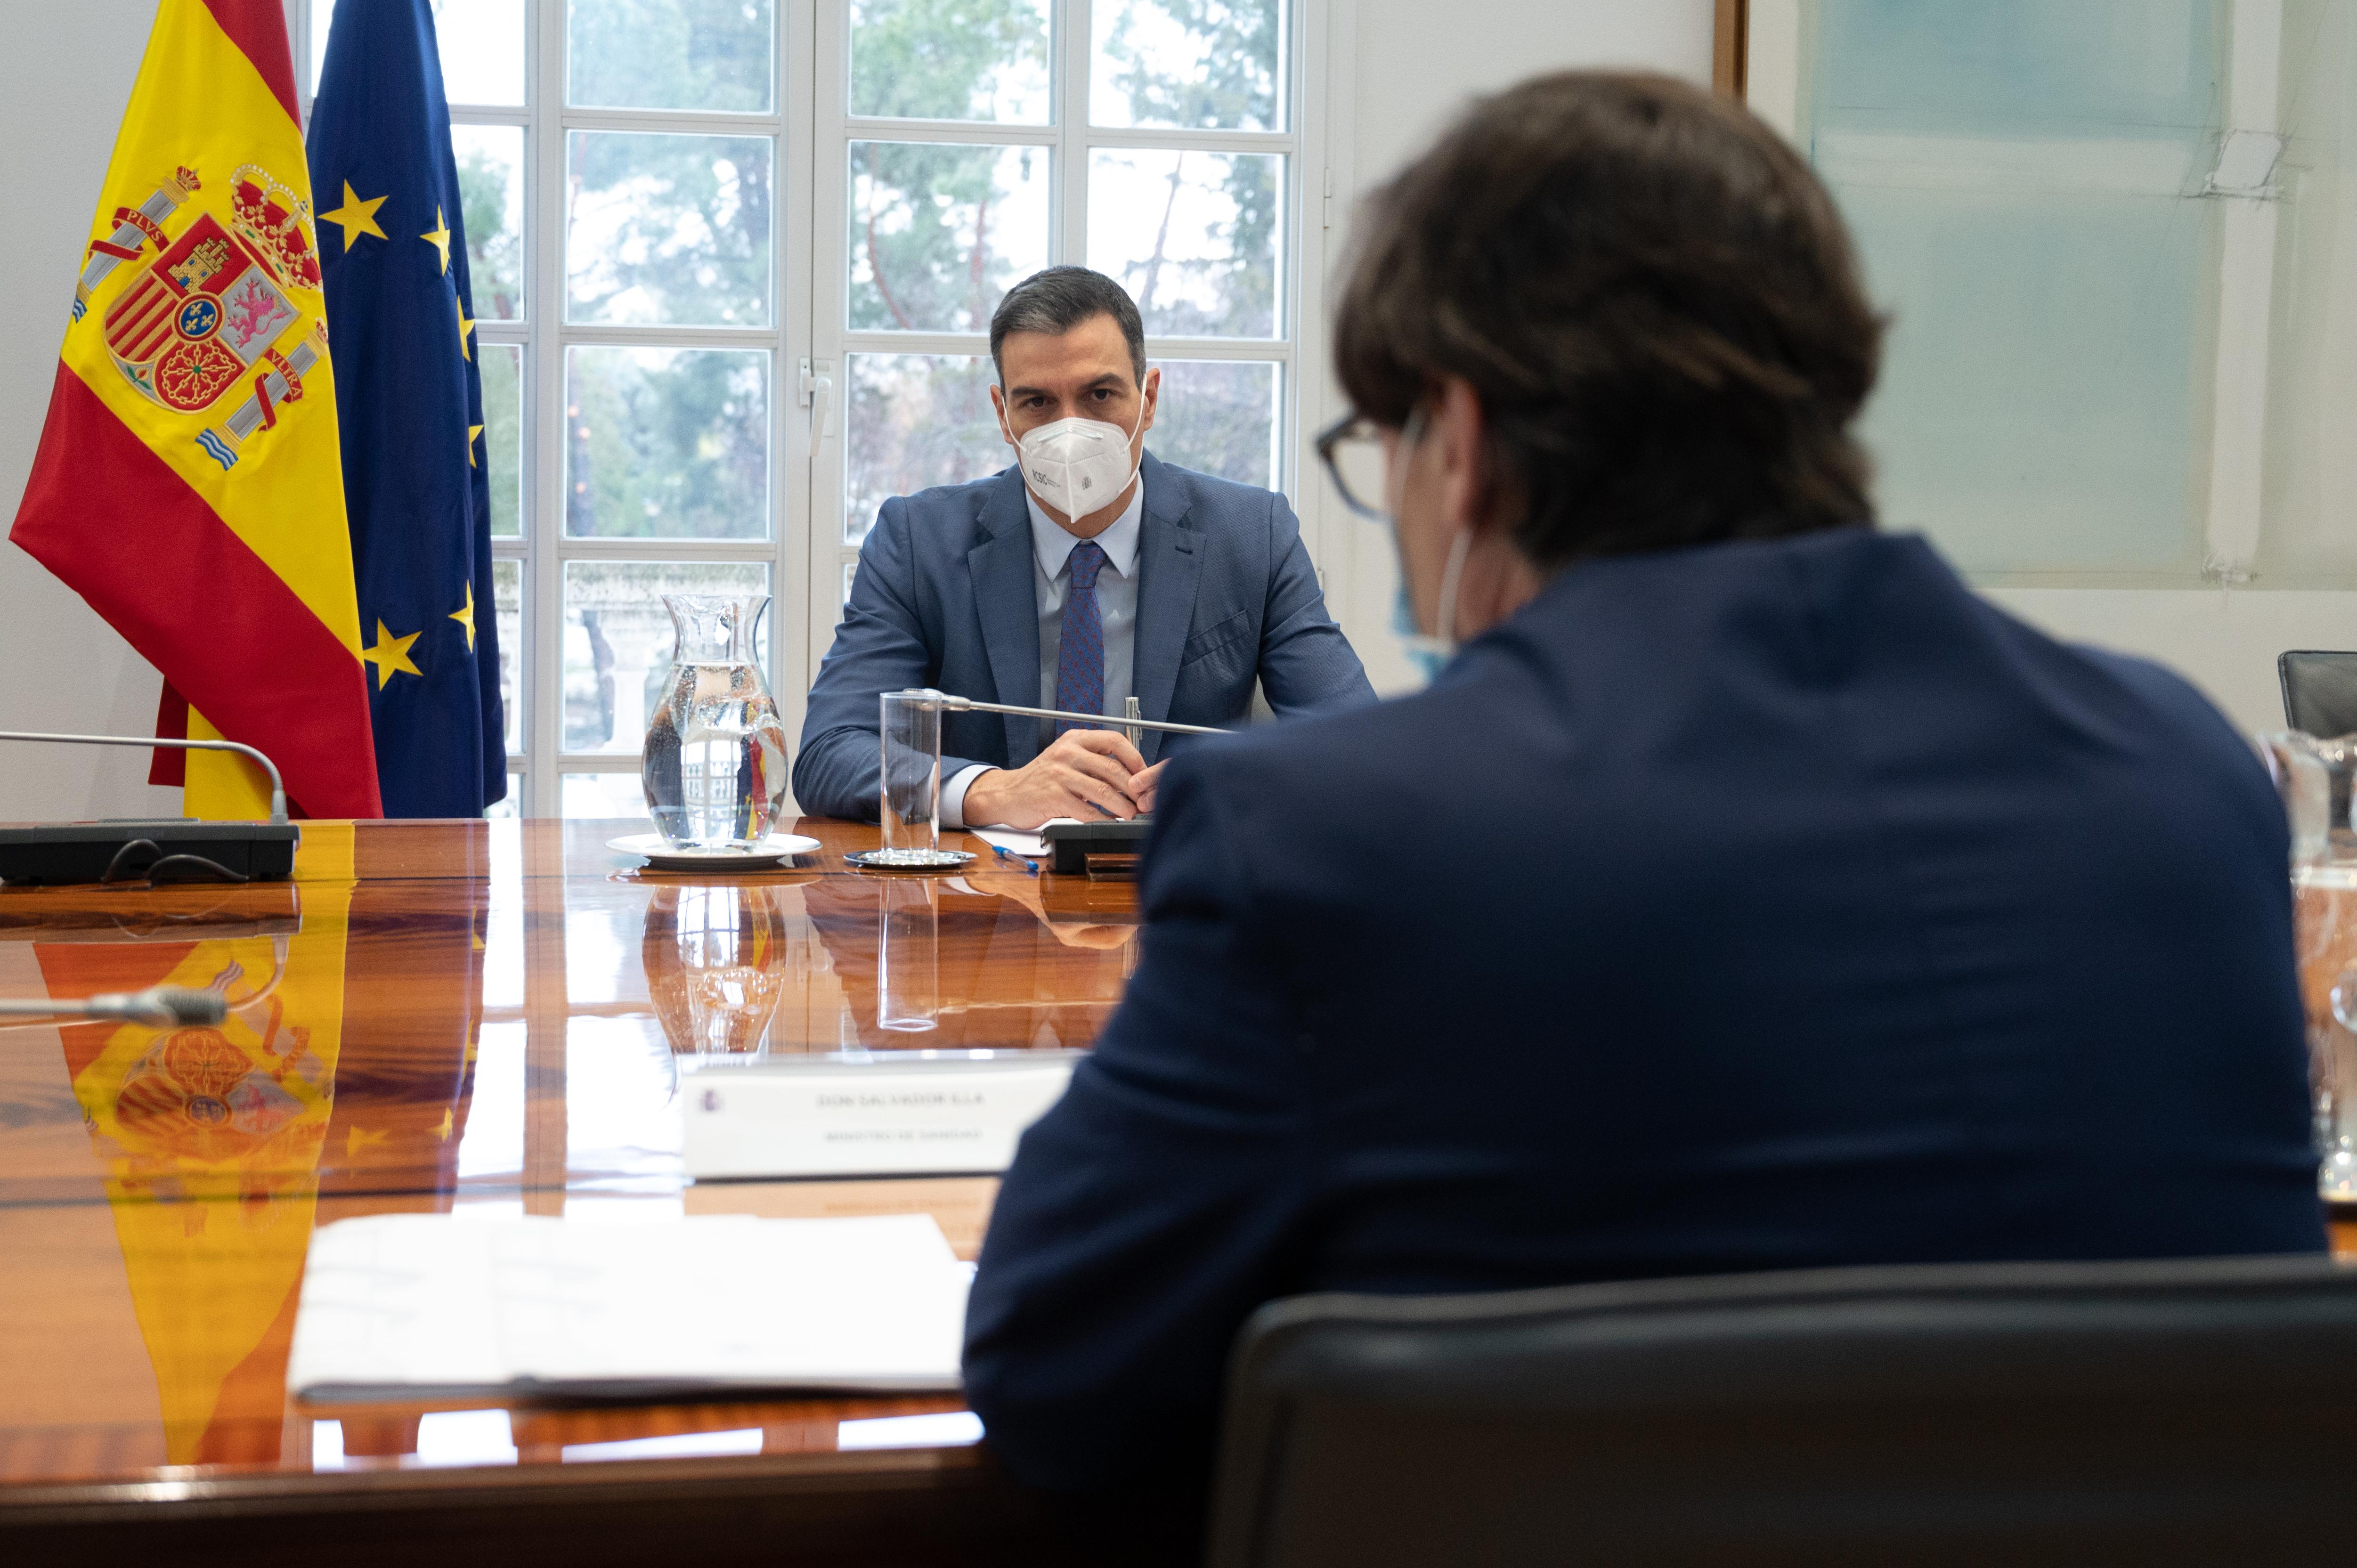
[963,70,2326,1518]
[792,267,1374,829]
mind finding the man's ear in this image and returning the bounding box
[989,381,1016,447]
[1139,366,1160,435]
[1433,376,1493,536]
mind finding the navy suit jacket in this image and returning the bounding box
[792,453,1373,820]
[964,527,2325,1499]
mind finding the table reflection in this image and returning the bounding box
[642,883,794,1056]
[3,854,491,1470]
[801,866,1138,1052]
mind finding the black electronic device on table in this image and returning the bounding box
[0,731,299,886]
[1040,817,1152,877]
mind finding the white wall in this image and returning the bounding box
[1317,0,1717,694]
[0,0,180,821]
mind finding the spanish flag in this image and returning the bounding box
[8,0,381,821]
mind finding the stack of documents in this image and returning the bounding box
[288,1213,970,1402]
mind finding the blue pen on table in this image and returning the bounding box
[990,842,1040,877]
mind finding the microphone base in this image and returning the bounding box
[0,820,301,887]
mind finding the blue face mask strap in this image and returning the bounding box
[1387,405,1467,681]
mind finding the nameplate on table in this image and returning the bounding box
[682,1053,1078,1180]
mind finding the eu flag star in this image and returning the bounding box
[449,582,478,652]
[455,296,474,361]
[321,181,389,249]
[362,619,423,688]
[467,422,483,467]
[421,205,452,274]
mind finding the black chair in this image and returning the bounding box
[1205,1254,2357,1568]
[2279,650,2357,737]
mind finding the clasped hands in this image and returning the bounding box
[964,729,1165,830]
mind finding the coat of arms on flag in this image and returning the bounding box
[89,162,327,471]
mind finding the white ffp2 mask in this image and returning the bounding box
[1007,398,1146,520]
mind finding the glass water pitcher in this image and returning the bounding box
[642,593,789,850]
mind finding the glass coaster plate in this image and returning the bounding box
[844,848,978,871]
[607,832,822,871]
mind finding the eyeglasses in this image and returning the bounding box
[1315,412,1392,521]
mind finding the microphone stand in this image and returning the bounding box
[0,731,290,823]
[906,691,1231,741]
[0,987,228,1028]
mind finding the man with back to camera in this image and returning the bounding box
[791,267,1373,829]
[962,71,2326,1521]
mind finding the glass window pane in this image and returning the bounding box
[561,772,652,820]
[1090,0,1285,132]
[845,353,1009,546]
[564,347,770,540]
[849,0,1051,124]
[480,343,522,539]
[1804,0,2219,575]
[850,142,1050,333]
[312,0,526,106]
[562,561,771,754]
[1088,149,1280,338]
[486,772,524,819]
[453,126,524,322]
[1148,360,1276,488]
[492,558,523,754]
[568,0,774,113]
[567,131,774,327]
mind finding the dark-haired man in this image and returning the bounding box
[965,71,2324,1511]
[793,267,1371,828]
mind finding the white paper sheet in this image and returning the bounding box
[288,1213,969,1402]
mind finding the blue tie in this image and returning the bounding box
[1055,540,1109,734]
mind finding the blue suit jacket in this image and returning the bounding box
[964,527,2325,1499]
[792,453,1373,820]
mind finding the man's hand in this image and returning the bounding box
[965,729,1153,829]
[1127,759,1168,815]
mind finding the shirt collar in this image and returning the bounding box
[1025,476,1144,583]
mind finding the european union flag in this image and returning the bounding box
[307,0,504,816]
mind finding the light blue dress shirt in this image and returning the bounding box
[942,481,1145,828]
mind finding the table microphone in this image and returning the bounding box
[0,731,301,886]
[907,691,1232,739]
[0,987,227,1027]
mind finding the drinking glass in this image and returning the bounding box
[877,878,940,1033]
[876,689,948,863]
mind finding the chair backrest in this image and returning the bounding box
[2279,650,2357,738]
[1205,1254,2357,1568]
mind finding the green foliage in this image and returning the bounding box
[851,141,1044,332]
[1100,0,1281,131]
[454,144,521,320]
[569,0,775,112]
[480,344,523,538]
[849,0,1049,119]
[566,349,770,540]
[569,131,773,328]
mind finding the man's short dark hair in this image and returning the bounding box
[1334,71,1883,569]
[991,267,1147,388]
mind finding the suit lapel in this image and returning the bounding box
[968,472,1044,765]
[1130,455,1202,765]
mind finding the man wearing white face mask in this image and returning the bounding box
[795,266,1373,828]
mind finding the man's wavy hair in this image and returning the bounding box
[1334,71,1884,569]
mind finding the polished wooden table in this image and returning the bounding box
[0,819,1137,1566]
